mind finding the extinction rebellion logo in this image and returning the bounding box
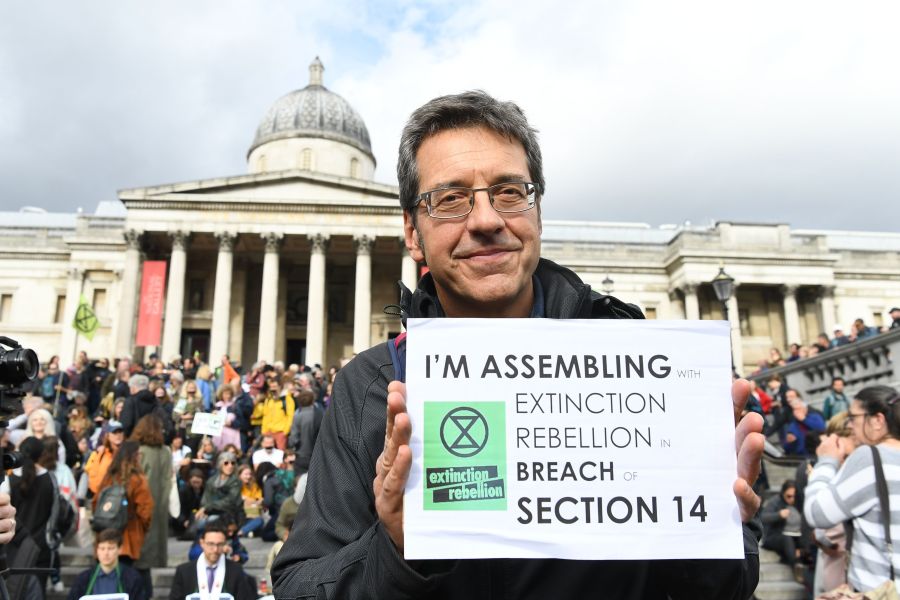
[424,402,507,510]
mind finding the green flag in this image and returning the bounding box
[72,295,99,341]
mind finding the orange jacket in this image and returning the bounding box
[93,473,154,560]
[84,446,115,496]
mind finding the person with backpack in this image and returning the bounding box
[84,419,126,495]
[260,376,294,450]
[92,440,153,565]
[38,436,77,594]
[131,414,172,597]
[66,528,148,600]
[4,436,56,595]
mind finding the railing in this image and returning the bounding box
[748,328,900,408]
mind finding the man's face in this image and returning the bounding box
[786,390,803,408]
[833,379,845,393]
[201,531,227,564]
[96,541,120,569]
[261,437,275,452]
[404,126,541,318]
[190,476,204,491]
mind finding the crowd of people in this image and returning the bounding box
[747,371,900,597]
[751,309,900,376]
[1,349,332,599]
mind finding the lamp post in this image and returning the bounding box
[601,275,614,295]
[711,267,736,372]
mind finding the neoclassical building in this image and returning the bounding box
[2,59,899,373]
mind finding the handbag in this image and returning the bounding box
[816,446,899,600]
[168,471,181,519]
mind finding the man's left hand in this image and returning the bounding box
[732,379,765,523]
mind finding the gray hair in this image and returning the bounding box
[128,374,149,391]
[397,90,545,222]
[169,370,184,383]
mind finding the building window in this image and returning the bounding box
[0,294,11,322]
[92,288,107,317]
[189,279,205,311]
[54,295,66,324]
[350,157,359,178]
[644,306,657,319]
[301,148,312,170]
[872,312,884,328]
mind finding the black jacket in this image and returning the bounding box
[67,563,148,600]
[169,559,256,600]
[121,389,157,437]
[272,258,761,600]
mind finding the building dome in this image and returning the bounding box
[248,58,374,163]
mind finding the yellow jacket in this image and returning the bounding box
[261,393,294,434]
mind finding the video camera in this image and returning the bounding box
[0,336,39,427]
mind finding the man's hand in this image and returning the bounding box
[374,380,412,552]
[0,492,16,545]
[732,378,765,523]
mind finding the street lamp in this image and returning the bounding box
[601,275,614,295]
[710,266,736,372]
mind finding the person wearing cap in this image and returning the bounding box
[84,418,126,496]
[890,307,900,330]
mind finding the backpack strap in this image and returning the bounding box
[871,445,894,580]
[387,333,407,383]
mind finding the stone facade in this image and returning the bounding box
[2,60,898,373]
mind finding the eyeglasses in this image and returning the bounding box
[414,181,538,219]
[845,412,867,425]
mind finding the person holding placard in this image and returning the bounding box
[272,90,765,599]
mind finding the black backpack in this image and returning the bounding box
[46,472,75,549]
[92,483,129,532]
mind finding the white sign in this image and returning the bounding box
[190,411,225,437]
[403,318,743,561]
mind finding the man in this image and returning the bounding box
[68,528,148,600]
[170,519,255,600]
[822,376,849,420]
[120,373,156,437]
[0,492,14,546]
[272,91,764,599]
[890,306,900,330]
[830,326,850,347]
[251,433,284,469]
[260,377,294,450]
[287,389,323,474]
[778,389,826,456]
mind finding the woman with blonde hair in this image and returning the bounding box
[174,379,204,452]
[195,364,217,411]
[24,407,66,463]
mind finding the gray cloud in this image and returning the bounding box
[2,0,898,231]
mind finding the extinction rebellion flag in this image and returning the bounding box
[72,295,99,341]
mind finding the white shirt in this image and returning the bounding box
[252,447,284,468]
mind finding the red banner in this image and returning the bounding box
[135,260,167,346]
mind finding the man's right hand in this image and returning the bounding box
[374,380,412,552]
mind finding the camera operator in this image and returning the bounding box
[0,492,15,545]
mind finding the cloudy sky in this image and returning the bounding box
[2,1,898,231]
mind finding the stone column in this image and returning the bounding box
[59,267,84,363]
[726,285,744,373]
[161,231,189,362]
[116,229,142,357]
[683,283,700,320]
[400,240,418,293]
[782,284,802,346]
[209,232,236,363]
[306,234,329,367]
[819,285,837,330]
[257,233,283,363]
[353,235,374,353]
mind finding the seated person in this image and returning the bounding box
[175,468,206,540]
[188,516,249,565]
[170,519,255,600]
[67,528,148,600]
[761,480,803,566]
